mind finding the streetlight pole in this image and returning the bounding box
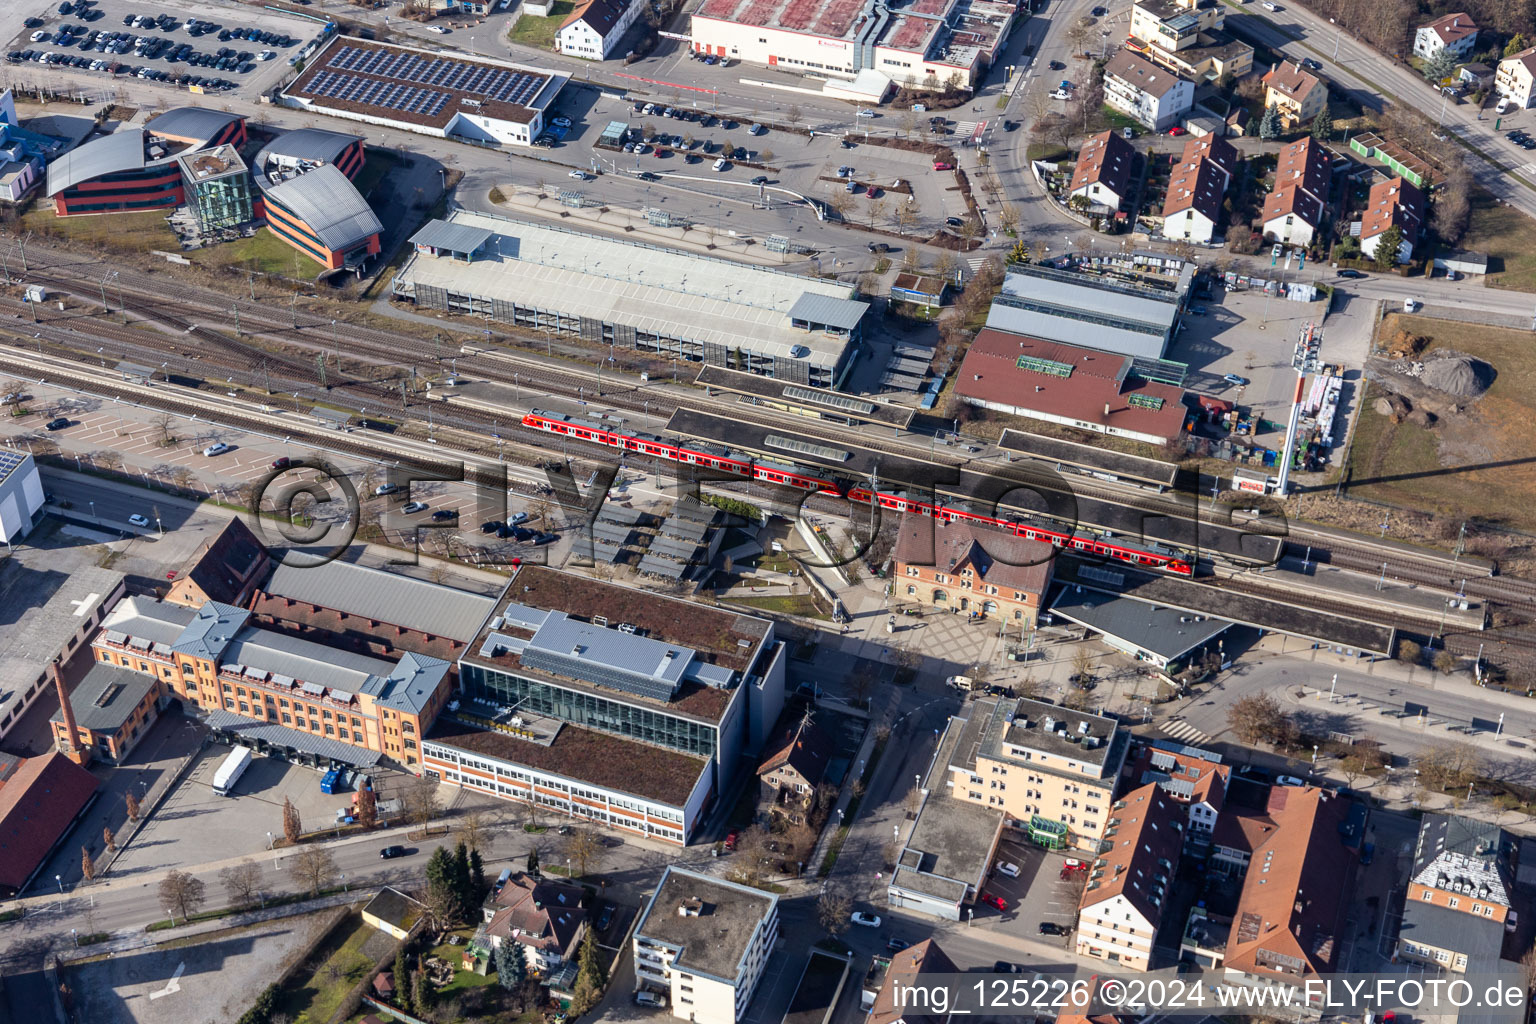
[55,874,62,894]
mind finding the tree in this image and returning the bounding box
[526,847,540,876]
[468,846,486,900]
[292,845,337,897]
[395,948,414,1013]
[405,777,439,828]
[152,412,176,446]
[159,869,206,923]
[1434,649,1459,674]
[1227,693,1297,748]
[452,840,473,910]
[1506,34,1528,58]
[454,811,489,854]
[1067,193,1091,213]
[727,825,771,887]
[1373,224,1406,267]
[816,892,851,936]
[427,846,464,924]
[1397,638,1423,665]
[1310,105,1334,140]
[894,202,920,237]
[495,936,527,990]
[103,826,116,852]
[933,249,960,282]
[571,926,608,1013]
[282,797,302,845]
[354,784,377,828]
[1071,645,1095,685]
[869,197,888,231]
[1418,740,1482,791]
[1423,49,1457,83]
[759,147,775,164]
[785,104,803,125]
[81,846,95,882]
[1258,104,1282,140]
[220,859,262,908]
[125,790,140,822]
[565,829,602,877]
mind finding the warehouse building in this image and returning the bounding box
[46,107,246,216]
[422,565,787,845]
[0,449,44,544]
[279,36,568,147]
[689,0,1014,94]
[985,261,1193,360]
[393,212,867,387]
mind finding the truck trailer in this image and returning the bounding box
[212,746,253,796]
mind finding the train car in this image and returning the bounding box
[521,410,1193,577]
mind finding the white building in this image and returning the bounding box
[1360,176,1424,265]
[1496,46,1536,108]
[554,0,643,59]
[1260,136,1332,246]
[688,0,1015,93]
[0,450,43,544]
[1075,783,1184,971]
[1413,12,1478,61]
[1069,130,1137,213]
[1159,136,1236,244]
[278,36,568,147]
[1104,49,1195,131]
[633,867,779,1024]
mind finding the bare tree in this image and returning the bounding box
[220,859,262,907]
[868,197,887,229]
[894,202,921,237]
[816,892,851,936]
[456,810,490,854]
[158,869,206,923]
[102,826,116,852]
[1227,693,1297,748]
[405,777,440,828]
[152,412,176,446]
[785,104,804,125]
[564,830,602,877]
[125,790,141,822]
[282,797,302,845]
[81,846,95,882]
[292,844,338,897]
[355,784,378,828]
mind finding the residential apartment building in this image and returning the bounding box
[869,940,960,1024]
[1122,739,1228,844]
[1160,135,1237,243]
[945,696,1129,853]
[1104,49,1195,131]
[1215,787,1354,991]
[164,517,270,610]
[1069,129,1137,213]
[1262,62,1328,128]
[1397,815,1517,973]
[554,0,642,60]
[1127,0,1253,81]
[633,867,779,1024]
[1497,46,1536,108]
[1075,783,1184,970]
[423,566,786,846]
[481,872,587,973]
[757,716,834,822]
[891,517,1055,627]
[1261,136,1332,245]
[92,598,453,769]
[1413,13,1478,61]
[1360,177,1424,264]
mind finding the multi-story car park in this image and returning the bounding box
[688,0,1015,94]
[277,35,568,147]
[422,565,788,846]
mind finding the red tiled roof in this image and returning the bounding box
[1263,62,1321,104]
[1223,787,1353,980]
[1361,176,1424,245]
[1505,46,1536,77]
[248,593,466,663]
[870,939,959,1024]
[169,517,269,608]
[1263,184,1325,228]
[1079,783,1183,923]
[1263,137,1331,227]
[954,330,1190,442]
[757,717,836,788]
[485,872,587,957]
[1070,130,1136,200]
[1423,12,1477,46]
[1162,151,1228,222]
[0,752,99,894]
[1124,742,1230,814]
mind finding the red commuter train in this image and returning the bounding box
[522,409,1195,577]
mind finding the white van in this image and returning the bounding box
[1261,0,1279,9]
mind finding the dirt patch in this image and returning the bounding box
[1419,354,1494,397]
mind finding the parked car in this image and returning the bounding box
[507,511,530,526]
[568,169,589,180]
[375,482,401,495]
[202,442,230,456]
[431,509,459,521]
[993,961,1023,974]
[945,216,964,227]
[1275,774,1306,786]
[402,501,429,514]
[932,160,953,170]
[635,991,666,1008]
[1222,373,1249,387]
[724,829,740,850]
[270,456,293,470]
[867,242,890,253]
[1039,922,1068,936]
[750,174,769,185]
[982,893,1007,911]
[128,513,150,527]
[865,185,878,197]
[856,109,877,117]
[379,845,407,859]
[1337,269,1366,279]
[1302,56,1322,70]
[887,938,910,951]
[850,911,882,928]
[995,861,1020,878]
[1048,59,1065,70]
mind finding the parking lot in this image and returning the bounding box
[108,743,382,878]
[4,0,321,98]
[538,83,977,240]
[972,838,1082,949]
[62,915,336,1024]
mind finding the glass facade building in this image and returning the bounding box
[458,661,719,760]
[177,147,254,234]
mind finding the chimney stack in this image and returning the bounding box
[51,663,88,766]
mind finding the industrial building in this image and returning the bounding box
[422,565,787,845]
[262,164,382,271]
[0,449,44,544]
[985,261,1193,360]
[279,36,568,147]
[46,107,247,216]
[688,0,1014,94]
[393,212,867,387]
[0,750,99,897]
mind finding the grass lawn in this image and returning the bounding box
[191,228,312,277]
[427,930,500,996]
[509,0,573,49]
[1098,105,1140,134]
[723,593,832,619]
[1345,313,1536,529]
[1459,186,1536,292]
[22,207,176,252]
[275,914,380,1024]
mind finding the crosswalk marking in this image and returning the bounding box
[966,256,988,273]
[951,119,979,136]
[1161,720,1212,746]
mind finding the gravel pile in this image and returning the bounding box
[1420,355,1493,397]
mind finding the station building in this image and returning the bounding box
[421,565,787,845]
[394,212,867,387]
[278,36,568,147]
